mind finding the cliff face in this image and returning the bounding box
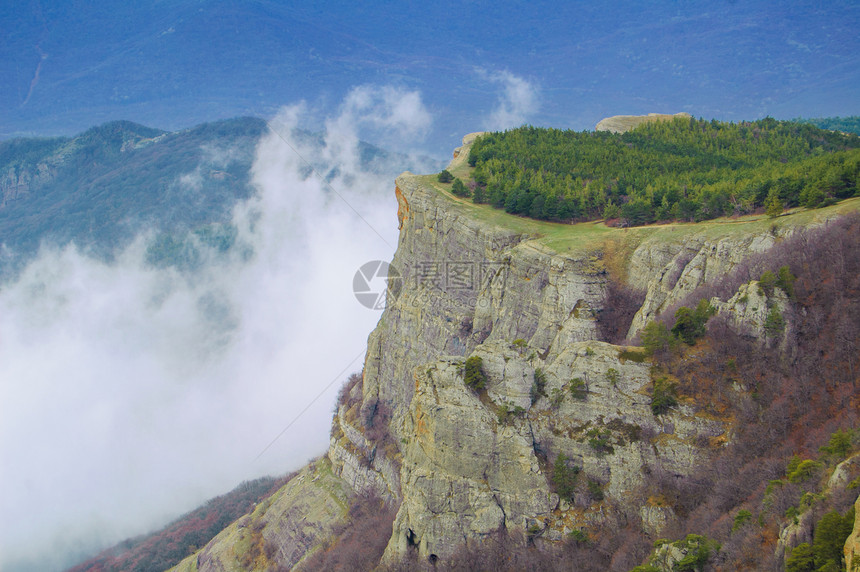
[847,493,860,571]
[388,339,727,561]
[362,171,605,429]
[172,134,856,571]
[625,229,781,338]
[370,168,738,562]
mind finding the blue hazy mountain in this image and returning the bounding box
[0,116,425,277]
[0,118,263,272]
[3,1,859,153]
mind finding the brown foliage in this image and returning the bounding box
[597,280,646,344]
[636,213,860,569]
[336,371,363,411]
[299,492,397,571]
[68,474,295,572]
[423,525,650,572]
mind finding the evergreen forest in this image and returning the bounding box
[464,117,860,226]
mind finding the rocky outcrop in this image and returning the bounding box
[389,356,553,560]
[595,112,692,134]
[383,338,726,561]
[645,534,721,572]
[328,394,402,502]
[355,135,746,561]
[451,132,486,160]
[711,279,790,344]
[169,458,352,572]
[775,454,860,567]
[0,159,59,208]
[847,493,860,571]
[364,170,606,434]
[625,230,779,339]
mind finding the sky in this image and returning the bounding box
[2,1,859,153]
[1,1,859,570]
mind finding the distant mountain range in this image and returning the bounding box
[0,118,262,269]
[0,116,422,278]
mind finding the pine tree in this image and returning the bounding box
[451,178,470,198]
[472,185,486,204]
[765,190,784,218]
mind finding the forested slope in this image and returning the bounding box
[459,118,860,226]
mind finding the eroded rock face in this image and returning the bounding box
[846,493,860,572]
[328,398,402,502]
[362,171,605,438]
[383,339,726,561]
[626,231,779,339]
[357,150,746,561]
[711,280,790,343]
[390,357,552,560]
[170,459,352,572]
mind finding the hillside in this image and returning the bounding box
[68,476,291,572]
[794,115,860,136]
[156,130,860,572]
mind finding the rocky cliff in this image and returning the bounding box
[171,134,859,571]
[595,112,692,134]
[848,492,860,571]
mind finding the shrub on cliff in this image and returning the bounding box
[812,509,855,570]
[551,453,580,502]
[642,320,676,358]
[671,299,715,345]
[569,377,587,400]
[764,307,786,337]
[464,356,487,390]
[650,378,678,415]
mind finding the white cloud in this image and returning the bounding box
[482,70,540,131]
[0,86,432,571]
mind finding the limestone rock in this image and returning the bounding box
[169,458,351,572]
[640,504,675,537]
[626,231,778,339]
[595,112,692,134]
[826,453,860,490]
[382,339,726,561]
[846,493,860,572]
[328,399,402,502]
[711,280,790,343]
[776,506,816,565]
[385,358,554,561]
[363,171,604,440]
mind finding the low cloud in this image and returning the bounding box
[482,70,540,131]
[0,86,432,571]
